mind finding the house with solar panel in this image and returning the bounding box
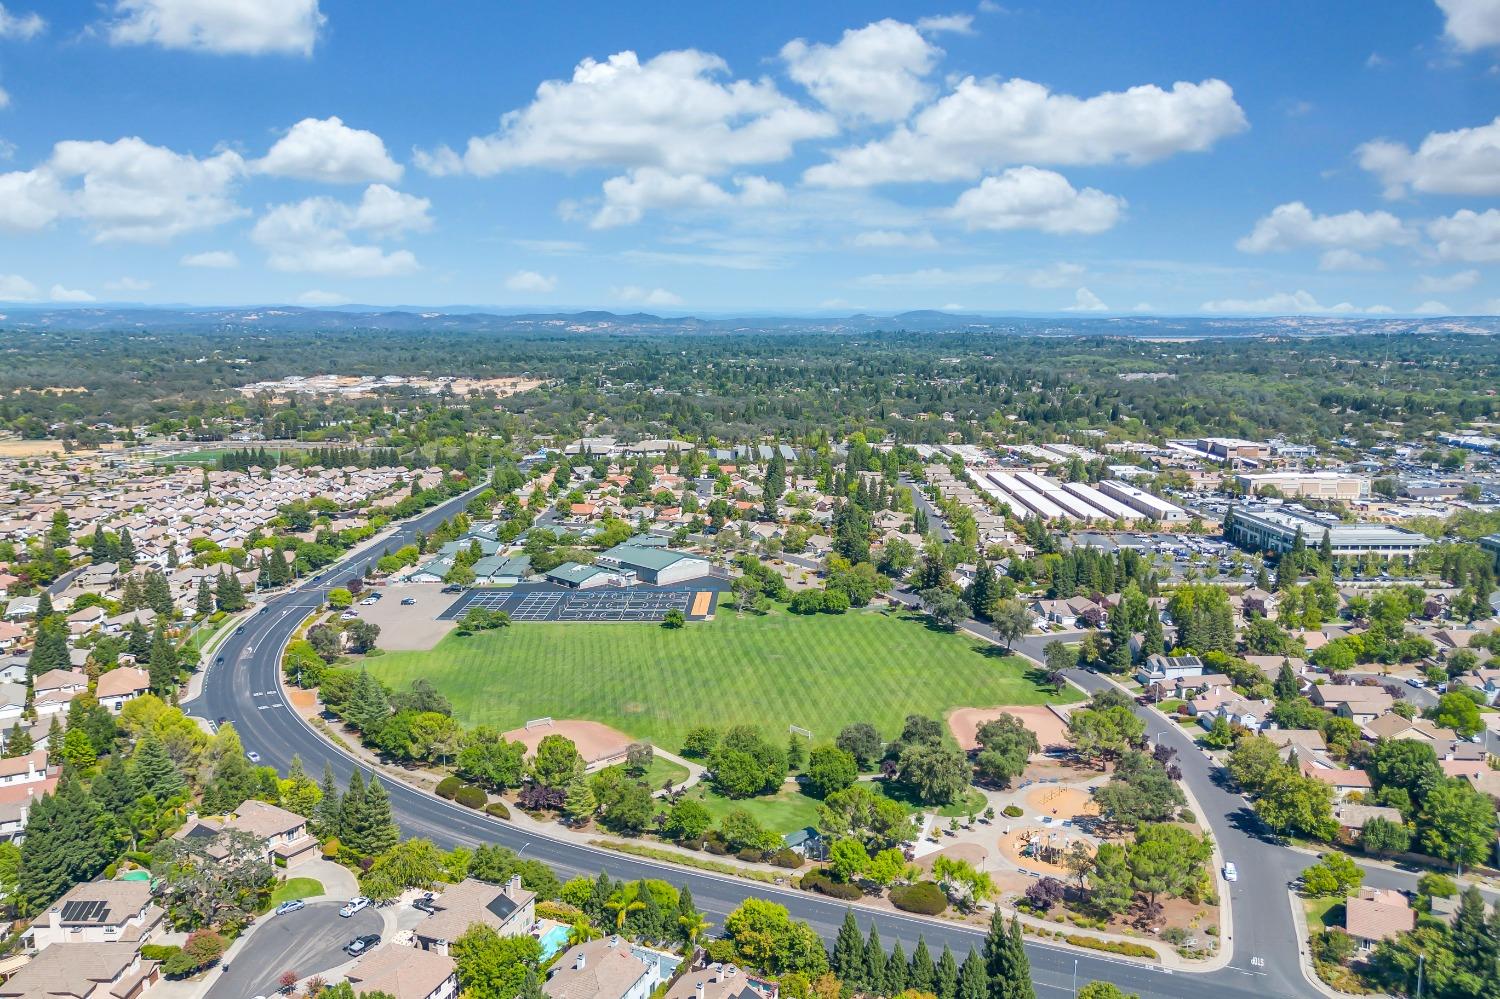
[25,880,162,951]
[413,876,536,956]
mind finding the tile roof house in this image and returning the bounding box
[1332,803,1405,843]
[662,963,779,999]
[94,668,151,713]
[0,943,159,999]
[1310,684,1393,724]
[543,936,670,999]
[1300,760,1373,800]
[26,880,162,950]
[1360,712,1455,744]
[345,944,458,999]
[176,800,318,867]
[1136,654,1206,687]
[414,877,536,956]
[32,669,88,718]
[1345,887,1415,951]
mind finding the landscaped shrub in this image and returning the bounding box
[1002,804,1023,818]
[703,833,729,855]
[455,785,487,809]
[890,881,948,915]
[801,871,861,900]
[1062,934,1157,959]
[485,801,511,820]
[322,838,340,858]
[769,848,803,869]
[141,945,179,962]
[436,776,463,800]
[736,848,765,863]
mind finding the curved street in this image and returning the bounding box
[188,488,1313,999]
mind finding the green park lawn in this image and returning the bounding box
[366,608,1076,752]
[669,783,825,837]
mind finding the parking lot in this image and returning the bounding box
[347,584,456,650]
[441,582,722,623]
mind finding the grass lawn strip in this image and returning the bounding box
[367,609,1076,751]
[268,878,324,906]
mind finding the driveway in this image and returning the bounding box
[207,901,382,999]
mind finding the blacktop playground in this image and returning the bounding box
[439,579,726,623]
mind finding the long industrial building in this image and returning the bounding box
[1099,480,1188,522]
[1233,471,1368,500]
[975,469,1142,524]
[1226,506,1432,557]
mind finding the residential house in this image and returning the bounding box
[0,621,22,651]
[1135,654,1206,687]
[32,668,88,718]
[0,681,27,723]
[27,880,162,950]
[662,963,779,999]
[66,605,108,635]
[95,667,151,713]
[176,799,319,867]
[103,609,156,636]
[1457,669,1500,705]
[1265,729,1327,757]
[1300,760,1373,801]
[0,943,158,999]
[1310,684,1393,724]
[3,595,39,620]
[0,749,51,788]
[1332,803,1405,845]
[1145,673,1229,702]
[1029,596,1102,629]
[345,945,458,999]
[0,656,26,683]
[1345,887,1415,951]
[544,936,680,999]
[1360,712,1455,745]
[1193,691,1270,731]
[414,877,536,956]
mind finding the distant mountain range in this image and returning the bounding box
[0,305,1494,337]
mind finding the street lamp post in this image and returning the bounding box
[1072,958,1078,996]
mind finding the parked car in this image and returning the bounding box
[1223,862,1238,882]
[1406,677,1426,688]
[344,933,381,956]
[274,899,306,916]
[246,751,261,764]
[412,893,437,913]
[360,597,378,606]
[339,897,370,917]
[401,597,417,606]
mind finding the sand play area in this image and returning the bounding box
[501,718,633,768]
[1023,784,1099,818]
[999,824,1095,876]
[948,704,1072,754]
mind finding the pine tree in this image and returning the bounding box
[143,572,174,617]
[886,940,909,996]
[345,776,398,855]
[936,944,960,999]
[1319,530,1333,567]
[117,528,136,566]
[517,968,543,999]
[36,590,53,621]
[910,936,937,995]
[347,670,391,734]
[563,775,597,823]
[1274,662,1300,701]
[147,624,178,695]
[1451,885,1497,978]
[133,735,185,799]
[4,722,33,758]
[92,753,142,816]
[195,578,214,618]
[1142,609,1165,658]
[315,762,344,839]
[832,910,866,987]
[983,914,1034,999]
[90,528,110,563]
[28,619,70,678]
[957,950,989,999]
[18,771,109,914]
[1106,604,1133,673]
[166,543,179,569]
[863,924,886,997]
[126,619,151,662]
[1255,561,1270,591]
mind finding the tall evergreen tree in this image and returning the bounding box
[315,762,344,838]
[1451,885,1497,980]
[3,722,33,758]
[133,735,185,799]
[886,940,909,996]
[936,944,960,999]
[28,619,70,678]
[346,670,391,734]
[1141,609,1165,658]
[147,624,178,695]
[833,909,866,987]
[18,772,109,914]
[957,950,989,999]
[125,619,151,662]
[983,913,1034,999]
[863,923,886,997]
[195,578,215,618]
[36,590,53,621]
[117,528,136,566]
[910,936,937,996]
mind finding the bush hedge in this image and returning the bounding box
[769,848,803,869]
[1002,805,1023,818]
[455,785,487,809]
[436,776,462,800]
[1062,934,1157,959]
[801,871,861,900]
[890,881,948,915]
[485,800,511,820]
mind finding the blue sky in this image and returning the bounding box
[0,0,1498,315]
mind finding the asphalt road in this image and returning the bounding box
[207,901,381,999]
[187,486,1297,999]
[902,476,955,543]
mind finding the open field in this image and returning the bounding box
[365,608,1078,751]
[668,783,824,837]
[0,438,67,457]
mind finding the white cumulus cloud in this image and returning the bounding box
[416,49,834,178]
[1200,289,1387,314]
[1236,201,1411,253]
[251,183,430,277]
[1358,116,1500,198]
[916,13,974,34]
[947,166,1124,234]
[1427,208,1500,262]
[504,270,557,293]
[805,76,1246,186]
[1414,300,1453,314]
[849,229,940,249]
[180,249,238,268]
[297,289,349,306]
[590,168,784,228]
[0,138,246,243]
[1064,287,1108,311]
[0,273,38,300]
[1437,0,1500,50]
[0,4,44,39]
[612,285,684,307]
[1318,249,1384,271]
[105,0,324,56]
[256,116,402,184]
[49,284,94,302]
[781,19,942,122]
